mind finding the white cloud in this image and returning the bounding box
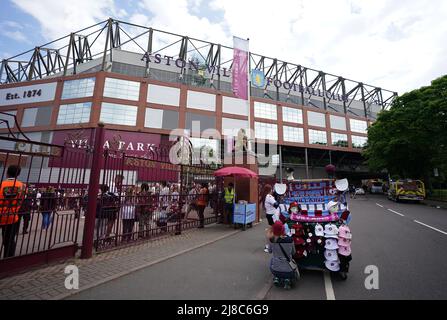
[0,20,29,43]
[1,30,29,43]
[11,0,122,40]
[8,0,447,94]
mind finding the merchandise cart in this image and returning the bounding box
[282,179,353,280]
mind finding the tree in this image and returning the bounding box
[364,75,447,190]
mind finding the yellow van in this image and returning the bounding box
[388,179,425,202]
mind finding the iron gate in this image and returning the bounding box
[0,133,92,275]
[94,138,223,252]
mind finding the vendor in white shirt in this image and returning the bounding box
[261,184,280,226]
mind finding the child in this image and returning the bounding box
[268,221,298,289]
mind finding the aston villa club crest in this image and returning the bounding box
[251,69,265,88]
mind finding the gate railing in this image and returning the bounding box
[0,134,91,268]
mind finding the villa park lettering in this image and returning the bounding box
[141,52,348,102]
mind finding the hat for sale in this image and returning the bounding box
[327,200,339,213]
[325,233,339,239]
[325,260,341,272]
[338,237,352,247]
[295,247,307,259]
[272,221,285,237]
[335,178,349,192]
[324,249,339,262]
[315,224,324,237]
[274,183,287,195]
[338,245,352,257]
[325,238,339,250]
[293,237,306,246]
[339,225,352,239]
[324,223,339,236]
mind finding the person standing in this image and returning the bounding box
[0,165,26,258]
[121,191,136,242]
[160,182,170,211]
[260,184,279,253]
[222,183,235,225]
[196,183,209,228]
[137,183,151,238]
[184,184,198,221]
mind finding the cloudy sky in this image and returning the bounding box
[0,0,446,94]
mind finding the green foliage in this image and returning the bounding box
[364,75,447,186]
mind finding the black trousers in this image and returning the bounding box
[266,214,275,226]
[197,205,206,227]
[1,222,20,258]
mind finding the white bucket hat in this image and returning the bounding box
[325,260,340,272]
[324,223,339,236]
[324,249,339,262]
[335,178,349,192]
[314,224,324,237]
[274,183,287,195]
[325,238,339,250]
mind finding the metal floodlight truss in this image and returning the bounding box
[0,18,397,115]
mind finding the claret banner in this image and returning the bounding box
[232,36,249,100]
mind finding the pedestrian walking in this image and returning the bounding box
[40,186,57,230]
[0,165,26,258]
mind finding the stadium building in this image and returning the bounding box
[0,18,397,183]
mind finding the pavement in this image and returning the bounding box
[0,224,240,300]
[422,199,447,210]
[1,194,447,300]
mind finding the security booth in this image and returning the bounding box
[214,166,258,230]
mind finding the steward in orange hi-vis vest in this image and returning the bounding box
[0,178,26,225]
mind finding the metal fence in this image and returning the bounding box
[0,124,223,275]
[0,135,91,274]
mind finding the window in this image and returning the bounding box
[222,96,248,116]
[331,133,348,147]
[282,107,303,124]
[100,103,137,126]
[330,115,347,130]
[62,77,95,99]
[57,103,91,125]
[308,129,327,145]
[147,84,180,107]
[0,111,17,128]
[187,91,216,111]
[350,119,367,133]
[307,111,326,127]
[222,118,249,137]
[21,106,53,127]
[190,137,219,155]
[254,102,277,120]
[186,113,216,131]
[255,122,278,140]
[144,108,179,130]
[352,135,367,148]
[283,126,304,143]
[103,78,140,101]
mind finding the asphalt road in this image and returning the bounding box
[69,195,447,300]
